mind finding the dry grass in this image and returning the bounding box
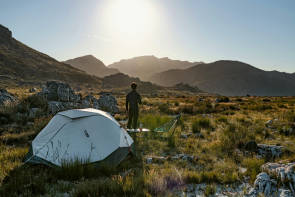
[0,94,295,196]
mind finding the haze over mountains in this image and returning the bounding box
[1,24,295,96]
[108,55,200,81]
[150,61,295,96]
[64,55,119,78]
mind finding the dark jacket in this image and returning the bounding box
[126,90,141,111]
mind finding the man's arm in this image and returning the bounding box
[126,95,129,111]
[138,93,142,104]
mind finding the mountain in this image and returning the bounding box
[0,24,101,88]
[150,60,295,96]
[64,55,119,78]
[108,55,200,81]
[102,73,162,94]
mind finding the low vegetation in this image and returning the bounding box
[1,91,295,196]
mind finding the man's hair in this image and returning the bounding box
[131,82,137,89]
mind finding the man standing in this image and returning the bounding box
[126,82,142,129]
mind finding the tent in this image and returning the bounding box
[24,108,134,167]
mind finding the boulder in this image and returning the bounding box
[257,144,283,159]
[0,89,17,106]
[246,172,277,197]
[48,101,65,114]
[39,81,80,102]
[98,92,119,114]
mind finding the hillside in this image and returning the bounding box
[150,60,295,96]
[64,55,119,77]
[108,55,200,81]
[0,25,101,88]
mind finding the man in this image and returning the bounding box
[126,82,142,129]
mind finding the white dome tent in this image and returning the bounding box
[24,108,133,167]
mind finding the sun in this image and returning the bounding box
[103,0,157,39]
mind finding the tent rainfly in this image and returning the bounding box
[24,108,134,167]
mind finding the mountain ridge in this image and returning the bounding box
[0,24,102,88]
[108,55,201,81]
[150,60,295,96]
[64,55,119,78]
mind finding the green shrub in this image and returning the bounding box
[192,118,212,133]
[242,157,264,183]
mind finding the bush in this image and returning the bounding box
[158,103,172,114]
[192,118,212,133]
[242,158,264,183]
[218,124,249,155]
[18,95,48,113]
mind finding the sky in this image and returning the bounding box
[1,0,295,72]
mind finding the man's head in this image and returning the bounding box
[131,82,137,90]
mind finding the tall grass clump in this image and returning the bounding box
[242,157,264,183]
[218,124,249,155]
[192,118,212,133]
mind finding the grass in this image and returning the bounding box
[1,94,295,196]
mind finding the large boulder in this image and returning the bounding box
[98,92,119,114]
[0,89,17,106]
[39,82,119,114]
[39,81,81,102]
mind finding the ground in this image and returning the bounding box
[0,88,295,197]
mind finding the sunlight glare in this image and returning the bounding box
[103,0,157,40]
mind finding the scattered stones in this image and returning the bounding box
[180,133,192,139]
[0,89,17,106]
[257,144,284,159]
[146,154,196,164]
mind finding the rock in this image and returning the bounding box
[63,193,70,197]
[39,81,80,102]
[29,108,41,118]
[180,133,192,139]
[98,92,119,114]
[247,172,277,197]
[0,89,17,106]
[29,88,37,93]
[245,140,258,152]
[48,101,65,114]
[278,189,293,197]
[146,157,152,164]
[257,144,283,158]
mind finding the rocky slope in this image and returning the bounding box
[64,55,119,78]
[0,25,101,88]
[108,55,200,81]
[150,60,295,96]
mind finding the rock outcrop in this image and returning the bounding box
[0,89,17,106]
[247,162,295,197]
[38,81,119,114]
